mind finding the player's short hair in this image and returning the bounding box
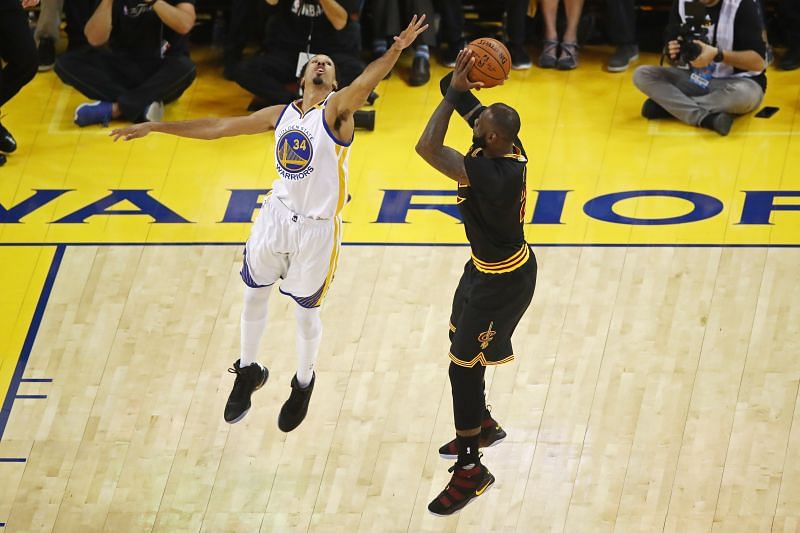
[486,103,521,142]
[298,55,337,80]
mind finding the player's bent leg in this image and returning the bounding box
[429,362,494,516]
[278,305,322,432]
[224,284,272,424]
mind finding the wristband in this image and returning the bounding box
[444,86,464,106]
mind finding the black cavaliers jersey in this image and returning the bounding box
[458,144,529,274]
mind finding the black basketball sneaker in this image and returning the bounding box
[224,359,268,423]
[439,407,507,459]
[0,121,17,154]
[278,373,315,432]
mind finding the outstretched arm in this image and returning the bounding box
[416,50,483,184]
[109,105,285,141]
[327,14,429,115]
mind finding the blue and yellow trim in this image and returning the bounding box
[314,216,342,307]
[471,244,530,274]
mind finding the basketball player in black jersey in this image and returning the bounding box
[415,48,537,516]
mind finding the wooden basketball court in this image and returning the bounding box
[0,44,799,532]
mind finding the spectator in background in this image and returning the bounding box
[506,0,532,69]
[436,0,463,67]
[438,0,532,70]
[233,0,364,109]
[778,0,799,70]
[34,0,96,71]
[633,0,767,137]
[222,0,274,79]
[605,0,639,72]
[370,0,436,85]
[54,0,196,127]
[0,0,39,166]
[538,0,585,69]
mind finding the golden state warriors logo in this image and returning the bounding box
[276,129,314,180]
[478,321,496,349]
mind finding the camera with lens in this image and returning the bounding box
[674,1,709,63]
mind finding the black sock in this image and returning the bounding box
[456,434,480,467]
[700,113,719,129]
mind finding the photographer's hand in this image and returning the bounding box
[667,40,680,61]
[690,41,717,69]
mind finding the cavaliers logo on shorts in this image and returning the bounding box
[276,130,314,179]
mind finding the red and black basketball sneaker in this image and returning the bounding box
[438,408,507,460]
[428,461,495,516]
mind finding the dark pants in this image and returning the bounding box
[371,0,437,47]
[224,0,270,67]
[436,0,463,46]
[505,0,528,47]
[233,48,364,106]
[436,0,529,47]
[780,0,800,46]
[0,2,38,109]
[54,48,196,121]
[606,0,637,46]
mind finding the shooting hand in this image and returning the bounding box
[450,49,484,92]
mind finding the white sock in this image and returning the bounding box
[240,285,272,367]
[294,305,322,388]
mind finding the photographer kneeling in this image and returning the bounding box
[632,0,767,136]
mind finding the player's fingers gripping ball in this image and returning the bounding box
[466,38,511,88]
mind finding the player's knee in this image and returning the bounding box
[242,285,271,321]
[295,306,322,339]
[448,361,483,390]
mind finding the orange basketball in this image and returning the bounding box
[466,38,511,88]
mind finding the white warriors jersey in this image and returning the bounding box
[271,93,351,220]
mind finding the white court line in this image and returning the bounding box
[48,83,74,135]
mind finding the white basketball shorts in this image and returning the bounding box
[240,194,342,308]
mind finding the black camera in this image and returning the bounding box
[675,1,709,63]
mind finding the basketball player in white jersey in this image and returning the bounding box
[110,15,428,431]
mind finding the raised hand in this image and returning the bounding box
[392,14,429,51]
[109,123,153,141]
[450,49,484,92]
[21,0,40,7]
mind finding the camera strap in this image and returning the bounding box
[295,1,317,78]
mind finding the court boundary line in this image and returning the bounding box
[0,245,65,441]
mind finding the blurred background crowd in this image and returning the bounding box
[0,0,798,165]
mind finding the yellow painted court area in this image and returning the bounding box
[0,48,798,246]
[0,247,55,408]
